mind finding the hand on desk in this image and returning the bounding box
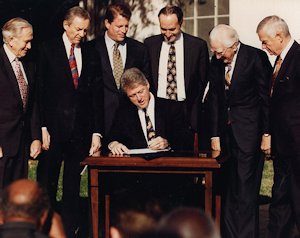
[148,136,169,150]
[109,141,129,155]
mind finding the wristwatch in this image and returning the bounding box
[263,134,270,137]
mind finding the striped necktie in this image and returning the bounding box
[270,56,282,96]
[69,44,79,89]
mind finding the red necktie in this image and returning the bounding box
[69,44,79,89]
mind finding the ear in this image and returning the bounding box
[63,20,69,31]
[110,227,122,238]
[104,19,110,30]
[275,32,284,43]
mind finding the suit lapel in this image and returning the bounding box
[273,41,298,94]
[96,37,119,92]
[183,33,191,90]
[54,39,74,89]
[152,36,163,90]
[230,43,247,92]
[0,47,23,106]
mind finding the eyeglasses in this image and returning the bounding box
[212,42,237,58]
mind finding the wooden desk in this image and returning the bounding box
[81,153,224,238]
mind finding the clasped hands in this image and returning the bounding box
[109,136,169,156]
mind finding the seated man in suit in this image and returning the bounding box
[106,67,193,155]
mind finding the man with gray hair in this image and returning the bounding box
[36,6,102,237]
[209,24,272,238]
[0,17,41,189]
[257,15,300,238]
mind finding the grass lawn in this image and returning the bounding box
[28,159,274,200]
[28,160,88,200]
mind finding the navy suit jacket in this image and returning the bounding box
[209,43,272,153]
[38,38,103,143]
[0,47,41,157]
[144,32,209,130]
[270,41,300,155]
[105,97,193,151]
[93,36,150,135]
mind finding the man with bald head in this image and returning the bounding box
[257,15,300,238]
[0,179,49,237]
[209,24,272,238]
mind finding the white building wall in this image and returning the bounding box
[231,0,300,62]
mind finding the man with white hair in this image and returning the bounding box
[0,17,41,189]
[209,24,272,238]
[257,15,300,238]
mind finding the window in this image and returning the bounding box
[182,0,229,47]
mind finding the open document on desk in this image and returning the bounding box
[128,148,170,155]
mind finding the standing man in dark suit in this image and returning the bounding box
[106,67,192,155]
[144,5,209,135]
[93,3,150,136]
[209,24,272,238]
[257,15,300,238]
[0,18,41,189]
[36,6,102,238]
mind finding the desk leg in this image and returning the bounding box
[90,169,99,238]
[204,171,213,216]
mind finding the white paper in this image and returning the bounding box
[128,148,169,155]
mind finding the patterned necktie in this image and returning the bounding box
[143,108,156,141]
[14,58,28,109]
[113,43,123,89]
[69,44,79,89]
[225,64,232,89]
[270,56,282,96]
[166,43,177,100]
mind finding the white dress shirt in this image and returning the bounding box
[104,31,127,69]
[157,33,185,101]
[63,32,83,76]
[3,44,28,84]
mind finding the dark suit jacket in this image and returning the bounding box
[105,97,193,151]
[271,41,300,156]
[0,47,41,157]
[144,33,209,130]
[209,43,272,153]
[38,38,103,143]
[0,222,48,238]
[92,36,150,135]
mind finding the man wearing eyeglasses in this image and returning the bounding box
[209,24,272,238]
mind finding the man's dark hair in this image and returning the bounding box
[159,207,219,238]
[110,208,156,238]
[158,5,183,25]
[104,3,132,23]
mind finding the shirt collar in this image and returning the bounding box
[3,43,18,63]
[280,38,294,61]
[105,31,126,49]
[62,32,80,49]
[139,92,155,111]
